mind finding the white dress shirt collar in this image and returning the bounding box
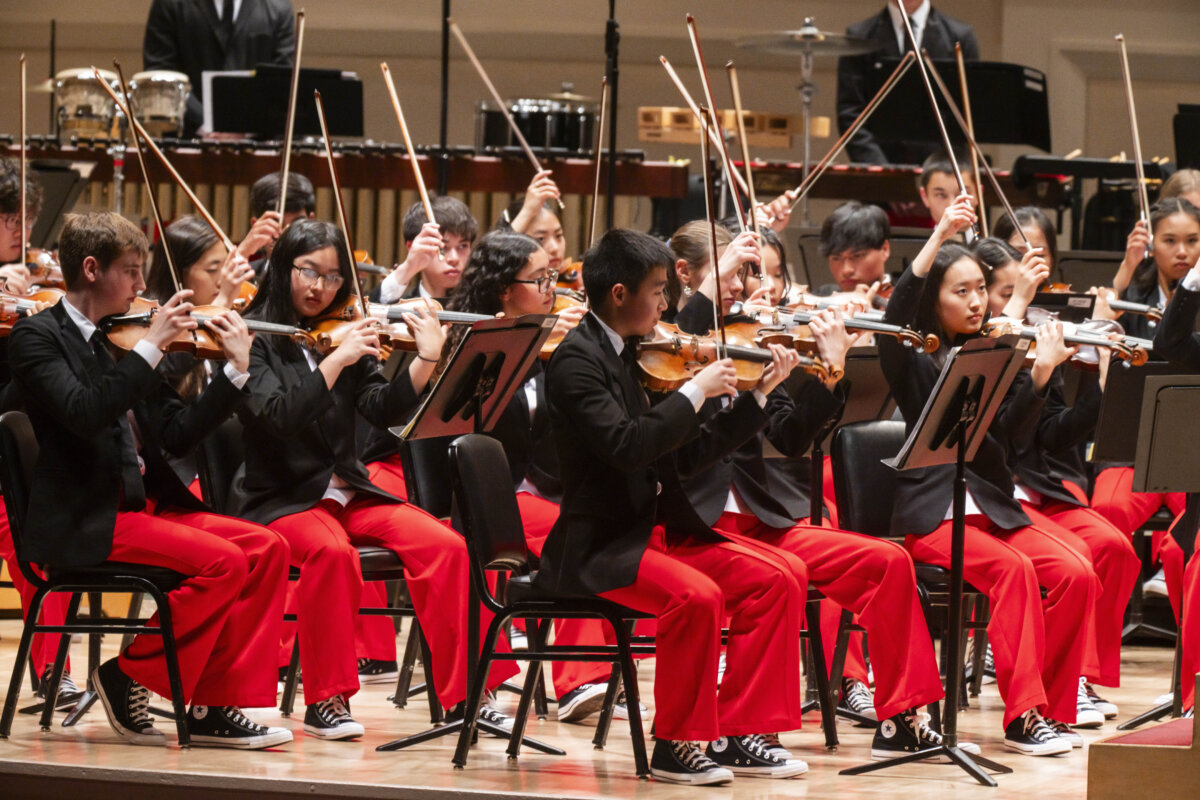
[888,0,931,52]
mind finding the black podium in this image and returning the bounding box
[841,336,1024,785]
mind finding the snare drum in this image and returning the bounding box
[129,70,191,139]
[54,68,119,142]
[476,97,598,154]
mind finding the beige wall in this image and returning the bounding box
[0,0,1197,234]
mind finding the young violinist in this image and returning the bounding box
[1150,255,1200,715]
[881,195,1099,755]
[918,152,977,226]
[1160,168,1200,210]
[8,211,292,749]
[978,236,1137,729]
[230,218,518,740]
[498,171,567,280]
[241,171,317,272]
[0,157,41,294]
[375,197,478,305]
[818,201,895,295]
[992,206,1058,273]
[539,227,810,784]
[668,220,956,763]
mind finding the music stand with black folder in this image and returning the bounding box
[840,336,1025,786]
[206,66,363,137]
[1113,375,1200,731]
[376,314,561,755]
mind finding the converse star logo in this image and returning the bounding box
[880,718,897,739]
[711,736,728,753]
[192,706,208,720]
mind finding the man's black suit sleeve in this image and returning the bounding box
[1153,286,1200,371]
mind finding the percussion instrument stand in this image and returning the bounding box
[108,113,127,216]
[795,19,818,226]
[603,0,620,230]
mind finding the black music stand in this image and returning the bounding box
[840,336,1023,786]
[1115,376,1200,730]
[206,66,363,137]
[376,314,561,754]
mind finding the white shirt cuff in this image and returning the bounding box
[751,389,768,407]
[223,361,250,389]
[1181,267,1200,292]
[678,381,706,412]
[132,339,164,369]
[379,269,405,304]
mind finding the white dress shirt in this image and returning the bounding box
[888,0,931,52]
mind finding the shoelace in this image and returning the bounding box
[1076,678,1100,710]
[843,680,873,712]
[739,734,779,762]
[316,695,353,724]
[127,684,154,728]
[905,712,943,745]
[672,741,716,771]
[224,707,266,733]
[1024,711,1059,742]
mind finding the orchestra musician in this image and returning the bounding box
[374,197,478,305]
[243,171,317,273]
[919,153,978,226]
[993,207,1059,274]
[0,158,39,293]
[818,201,897,295]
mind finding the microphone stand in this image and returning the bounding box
[603,0,619,230]
[437,0,451,195]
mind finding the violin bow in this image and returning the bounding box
[699,107,727,356]
[92,67,237,252]
[113,60,182,294]
[448,18,564,210]
[18,54,27,270]
[686,15,748,232]
[899,10,976,243]
[955,43,987,237]
[725,62,761,238]
[1116,34,1152,255]
[920,51,1034,252]
[277,8,306,218]
[380,62,444,260]
[314,90,369,319]
[659,56,752,198]
[586,76,608,251]
[785,52,916,213]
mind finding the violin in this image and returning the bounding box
[539,289,587,360]
[636,321,829,392]
[556,260,584,292]
[1038,281,1164,325]
[0,288,63,334]
[735,302,938,353]
[103,296,316,358]
[24,248,65,290]
[984,316,1148,370]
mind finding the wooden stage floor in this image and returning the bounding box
[0,618,1181,799]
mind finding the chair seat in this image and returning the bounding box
[357,545,406,580]
[1143,507,1176,531]
[503,573,652,619]
[914,562,984,595]
[46,562,186,593]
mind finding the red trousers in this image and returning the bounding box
[906,515,1099,727]
[266,494,517,708]
[0,500,71,676]
[1160,535,1200,711]
[1026,500,1139,686]
[1092,467,1186,561]
[111,501,289,707]
[717,512,943,722]
[592,524,805,741]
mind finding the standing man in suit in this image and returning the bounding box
[143,0,296,137]
[836,1,979,165]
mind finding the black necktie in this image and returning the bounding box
[92,331,147,509]
[221,0,235,38]
[618,343,650,412]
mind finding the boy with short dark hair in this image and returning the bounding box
[241,171,318,268]
[918,152,977,225]
[818,200,892,293]
[376,196,479,303]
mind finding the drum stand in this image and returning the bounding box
[795,19,818,227]
[108,111,128,216]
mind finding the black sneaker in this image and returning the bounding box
[304,694,364,740]
[650,738,734,785]
[188,706,293,749]
[356,658,399,685]
[964,639,998,685]
[478,695,516,737]
[760,733,803,765]
[557,682,608,723]
[1073,677,1105,728]
[706,734,808,777]
[872,709,980,761]
[839,678,878,721]
[1044,717,1084,749]
[37,666,85,711]
[1003,709,1072,756]
[612,689,648,721]
[91,658,164,745]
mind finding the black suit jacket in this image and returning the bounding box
[1008,366,1100,506]
[534,314,765,596]
[229,335,418,525]
[485,363,562,500]
[836,7,979,165]
[1154,285,1200,370]
[879,267,1043,536]
[143,0,296,135]
[8,303,241,567]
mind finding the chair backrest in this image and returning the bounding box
[830,419,906,537]
[396,435,455,518]
[1056,250,1121,289]
[448,433,531,607]
[0,411,47,588]
[196,416,246,514]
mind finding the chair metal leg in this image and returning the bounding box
[610,614,650,779]
[391,618,421,709]
[417,626,444,724]
[505,619,549,759]
[1,588,48,738]
[804,600,839,750]
[40,593,81,731]
[279,638,301,717]
[150,586,190,748]
[120,592,144,652]
[452,616,506,766]
[969,596,988,697]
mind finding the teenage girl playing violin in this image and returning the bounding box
[0,157,41,295]
[229,218,519,740]
[499,171,568,283]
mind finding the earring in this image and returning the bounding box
[683,284,694,297]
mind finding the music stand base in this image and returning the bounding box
[1120,622,1177,644]
[840,745,1012,786]
[376,717,565,756]
[1115,700,1176,731]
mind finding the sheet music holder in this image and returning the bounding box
[842,336,1024,785]
[204,66,364,137]
[28,160,90,248]
[1090,362,1181,464]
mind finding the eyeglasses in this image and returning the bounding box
[293,265,345,288]
[0,213,36,233]
[511,269,559,293]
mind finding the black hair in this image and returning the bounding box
[992,206,1057,269]
[244,219,352,354]
[448,231,543,317]
[912,242,985,347]
[1129,197,1200,293]
[402,196,479,244]
[584,228,674,314]
[760,227,791,291]
[918,152,972,191]
[0,158,43,218]
[250,171,316,218]
[973,236,1022,286]
[819,201,889,257]
[144,215,222,303]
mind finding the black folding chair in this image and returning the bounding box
[0,411,191,746]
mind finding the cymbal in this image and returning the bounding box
[737,21,875,58]
[544,90,595,103]
[30,78,55,94]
